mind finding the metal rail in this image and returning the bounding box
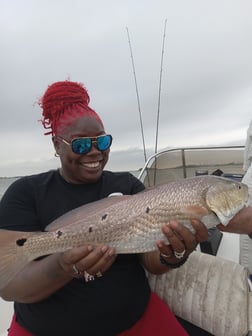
[138,145,244,182]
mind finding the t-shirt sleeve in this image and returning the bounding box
[129,173,145,194]
[0,177,40,231]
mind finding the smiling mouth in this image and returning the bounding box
[80,161,100,169]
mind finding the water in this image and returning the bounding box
[0,165,243,199]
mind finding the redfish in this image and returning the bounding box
[0,175,248,290]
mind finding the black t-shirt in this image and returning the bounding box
[0,170,150,336]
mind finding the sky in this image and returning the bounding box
[1,0,252,177]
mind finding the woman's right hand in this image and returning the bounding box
[58,245,117,279]
[0,244,116,303]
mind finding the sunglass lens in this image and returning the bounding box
[97,135,112,151]
[72,138,91,154]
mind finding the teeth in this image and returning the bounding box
[82,162,100,168]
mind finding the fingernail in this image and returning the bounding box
[170,220,178,227]
[191,219,199,226]
[101,245,108,253]
[163,226,171,234]
[87,245,93,252]
[108,249,115,257]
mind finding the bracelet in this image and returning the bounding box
[159,254,188,269]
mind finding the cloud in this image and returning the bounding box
[1,0,252,176]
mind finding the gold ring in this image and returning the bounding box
[96,271,103,278]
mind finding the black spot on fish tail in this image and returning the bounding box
[101,214,108,220]
[56,230,63,238]
[89,226,93,233]
[16,238,27,246]
[146,207,150,213]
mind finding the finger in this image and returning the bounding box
[191,219,208,242]
[168,220,196,251]
[87,253,117,276]
[60,245,94,273]
[86,247,116,275]
[162,223,186,253]
[79,245,115,269]
[74,245,107,271]
[157,240,173,259]
[66,245,93,263]
[159,223,188,262]
[217,223,227,232]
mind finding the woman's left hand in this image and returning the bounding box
[157,219,208,264]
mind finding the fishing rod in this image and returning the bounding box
[126,27,148,164]
[154,19,167,155]
[126,27,151,186]
[153,19,167,186]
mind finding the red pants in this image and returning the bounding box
[8,315,32,336]
[119,292,188,336]
[8,292,188,336]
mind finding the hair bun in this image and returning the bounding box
[41,80,90,114]
[39,80,98,135]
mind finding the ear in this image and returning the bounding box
[52,136,60,154]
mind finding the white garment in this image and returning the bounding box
[240,123,252,273]
[243,119,252,171]
[240,234,252,273]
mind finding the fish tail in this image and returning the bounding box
[0,230,35,290]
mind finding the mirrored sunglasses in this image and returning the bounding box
[58,134,113,154]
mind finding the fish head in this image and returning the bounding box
[205,177,248,225]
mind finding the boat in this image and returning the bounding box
[137,145,251,335]
[137,145,246,263]
[138,145,245,186]
[0,145,251,336]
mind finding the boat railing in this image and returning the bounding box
[138,145,245,187]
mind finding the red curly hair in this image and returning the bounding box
[39,80,103,135]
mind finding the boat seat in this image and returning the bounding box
[146,251,252,336]
[240,234,252,274]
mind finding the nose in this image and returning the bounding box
[86,141,101,154]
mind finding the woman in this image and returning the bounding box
[0,80,208,336]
